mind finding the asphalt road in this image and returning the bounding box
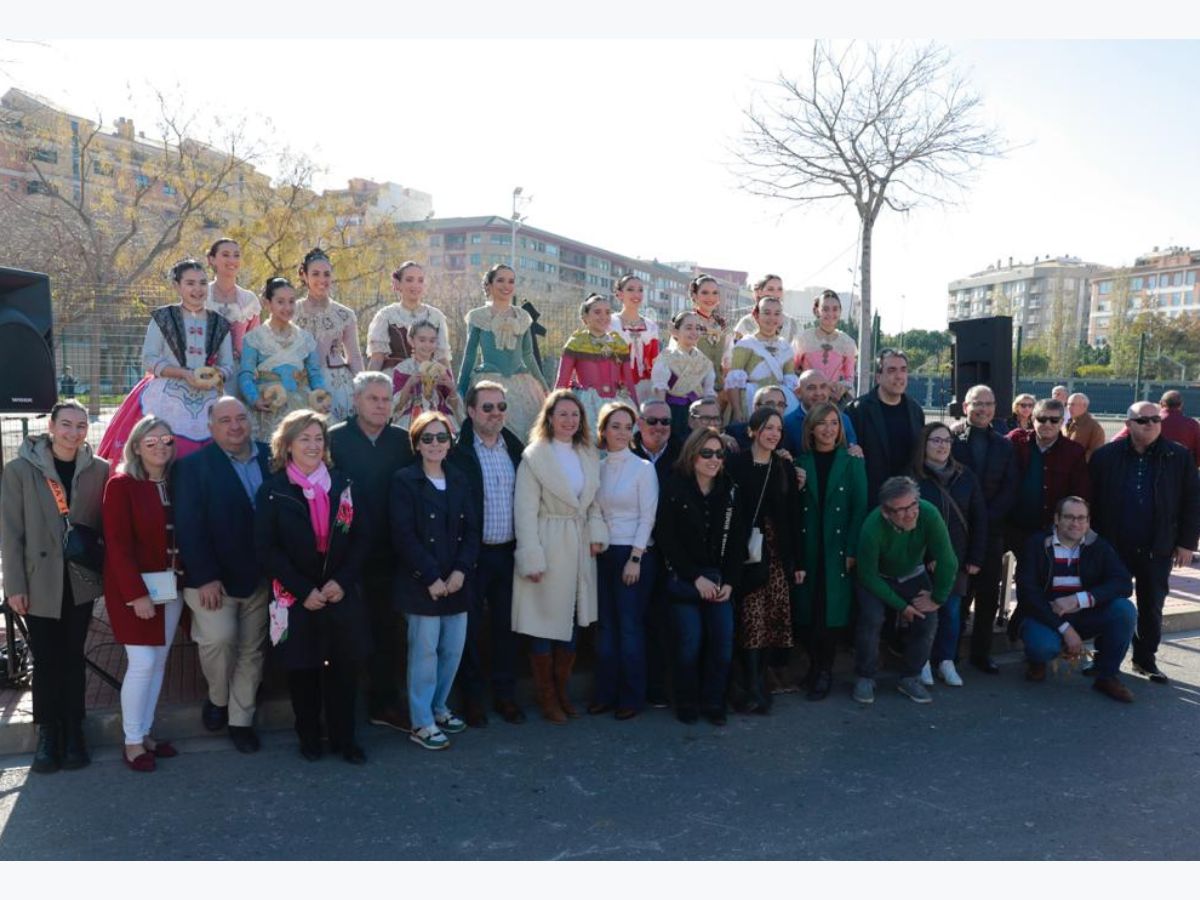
[2,632,1199,861]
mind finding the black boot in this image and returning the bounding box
[31,724,61,774]
[61,720,91,770]
[743,650,770,714]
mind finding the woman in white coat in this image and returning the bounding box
[512,389,608,724]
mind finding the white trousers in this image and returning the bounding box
[120,597,184,744]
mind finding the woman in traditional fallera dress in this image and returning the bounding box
[239,277,327,440]
[293,248,364,423]
[555,293,634,427]
[609,274,660,405]
[366,261,451,377]
[726,295,800,422]
[650,310,716,436]
[391,319,461,431]
[732,274,799,347]
[205,237,261,365]
[795,289,857,403]
[99,259,233,462]
[457,264,549,441]
[683,274,731,398]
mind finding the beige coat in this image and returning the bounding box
[512,439,609,641]
[1,434,109,617]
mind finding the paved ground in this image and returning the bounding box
[2,630,1198,861]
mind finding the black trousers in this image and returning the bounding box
[288,661,359,747]
[25,589,93,725]
[457,543,520,703]
[361,563,402,715]
[1121,548,1173,666]
[966,530,1007,660]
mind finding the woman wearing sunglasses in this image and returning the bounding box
[390,412,480,749]
[1006,394,1036,432]
[654,427,751,725]
[102,416,185,772]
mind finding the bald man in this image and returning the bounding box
[782,369,859,454]
[173,396,273,752]
[1063,393,1105,461]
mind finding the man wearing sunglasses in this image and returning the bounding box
[1087,402,1200,684]
[448,380,527,725]
[1006,398,1090,568]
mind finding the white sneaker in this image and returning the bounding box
[937,660,964,687]
[919,661,934,686]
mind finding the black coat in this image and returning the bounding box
[390,464,482,616]
[725,449,798,578]
[949,421,1019,527]
[254,468,370,669]
[173,441,271,597]
[446,418,524,533]
[914,462,988,576]
[632,432,683,487]
[655,472,751,598]
[845,387,925,508]
[1088,436,1200,558]
[1015,530,1132,633]
[328,416,413,563]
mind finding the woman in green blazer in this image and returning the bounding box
[793,402,867,701]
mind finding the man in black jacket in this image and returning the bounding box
[950,384,1019,674]
[447,380,527,726]
[329,372,414,732]
[1088,401,1200,684]
[846,349,925,509]
[1015,496,1136,702]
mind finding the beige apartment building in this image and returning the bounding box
[1087,246,1200,345]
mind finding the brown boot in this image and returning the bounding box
[531,654,566,725]
[553,648,581,718]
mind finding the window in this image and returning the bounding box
[445,234,466,248]
[1173,272,1184,286]
[470,234,482,244]
[1146,274,1157,289]
[1187,271,1197,286]
[134,173,151,190]
[447,254,465,270]
[470,253,481,265]
[490,233,508,244]
[162,183,177,196]
[1131,276,1144,290]
[1098,281,1112,295]
[545,244,559,257]
[31,147,58,163]
[26,180,50,195]
[92,159,114,176]
[429,235,442,247]
[429,255,443,265]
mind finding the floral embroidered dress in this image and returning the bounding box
[457,304,549,441]
[293,297,364,423]
[795,326,857,394]
[206,282,261,364]
[391,358,459,432]
[99,306,233,462]
[610,312,661,405]
[650,345,716,436]
[726,334,800,417]
[555,328,634,427]
[687,310,731,391]
[365,302,451,376]
[238,321,326,440]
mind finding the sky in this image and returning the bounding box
[3,10,1199,333]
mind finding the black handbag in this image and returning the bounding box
[46,477,104,582]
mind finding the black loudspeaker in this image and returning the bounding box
[0,267,57,414]
[947,316,1012,419]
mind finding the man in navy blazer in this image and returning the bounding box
[174,397,272,753]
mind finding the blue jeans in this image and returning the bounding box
[1020,598,1136,678]
[930,594,961,665]
[530,626,577,656]
[594,545,657,709]
[406,612,468,730]
[671,599,734,713]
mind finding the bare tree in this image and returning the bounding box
[733,41,1005,395]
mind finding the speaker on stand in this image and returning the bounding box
[947,316,1013,419]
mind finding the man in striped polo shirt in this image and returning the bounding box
[1014,496,1137,702]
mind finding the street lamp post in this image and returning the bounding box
[510,186,531,271]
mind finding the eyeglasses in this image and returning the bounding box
[141,435,175,448]
[697,448,726,460]
[926,436,953,446]
[478,402,508,413]
[1130,415,1162,425]
[641,416,671,427]
[756,401,787,411]
[883,500,920,516]
[419,432,452,445]
[1034,416,1062,424]
[1058,513,1089,523]
[691,414,722,425]
[1018,402,1034,408]
[969,401,996,408]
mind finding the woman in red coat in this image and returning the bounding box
[103,415,184,772]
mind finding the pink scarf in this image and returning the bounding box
[287,461,332,552]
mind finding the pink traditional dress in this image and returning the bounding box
[610,312,661,405]
[206,282,261,364]
[555,328,634,426]
[366,302,451,376]
[98,306,233,462]
[391,358,459,432]
[293,297,364,423]
[795,326,857,395]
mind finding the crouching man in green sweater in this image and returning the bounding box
[853,476,958,705]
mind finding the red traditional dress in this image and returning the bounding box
[555,329,634,426]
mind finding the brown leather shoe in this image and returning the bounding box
[494,698,526,725]
[1093,676,1134,703]
[532,654,566,724]
[553,648,581,718]
[463,699,489,729]
[1025,661,1047,682]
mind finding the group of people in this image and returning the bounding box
[4,240,1199,775]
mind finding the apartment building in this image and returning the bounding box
[1087,246,1200,344]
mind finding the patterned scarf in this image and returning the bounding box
[286,461,332,552]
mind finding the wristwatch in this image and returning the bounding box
[630,553,642,564]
